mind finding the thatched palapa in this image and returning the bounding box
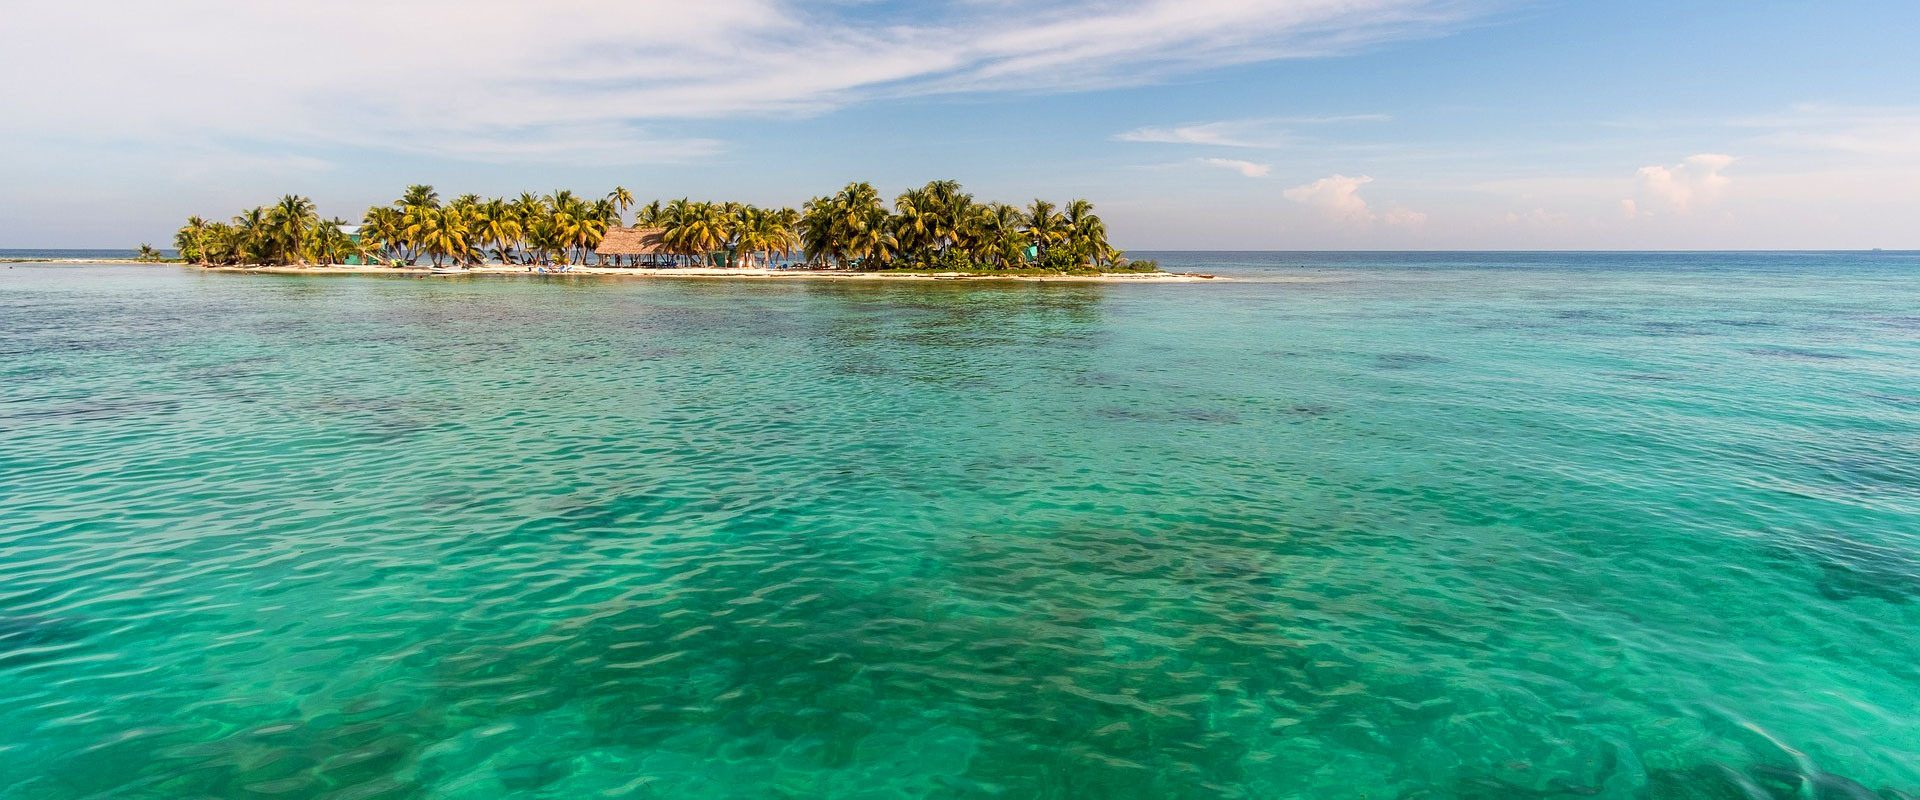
[595,227,671,256]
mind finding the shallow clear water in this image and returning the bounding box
[3,254,1918,799]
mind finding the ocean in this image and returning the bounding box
[0,249,174,261]
[2,253,1916,798]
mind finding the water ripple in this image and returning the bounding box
[1,261,1918,799]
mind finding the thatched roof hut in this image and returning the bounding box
[595,227,671,256]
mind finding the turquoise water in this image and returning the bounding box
[0,249,170,261]
[2,254,1918,799]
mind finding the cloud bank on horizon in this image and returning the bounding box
[2,0,1916,249]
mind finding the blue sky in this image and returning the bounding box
[3,0,1917,249]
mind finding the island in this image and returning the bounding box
[172,181,1216,282]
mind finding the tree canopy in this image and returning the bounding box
[177,181,1135,272]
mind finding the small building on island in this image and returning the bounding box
[594,227,674,267]
[338,224,366,265]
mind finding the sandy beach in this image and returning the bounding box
[200,264,1221,282]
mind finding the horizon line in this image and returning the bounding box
[7,247,1916,255]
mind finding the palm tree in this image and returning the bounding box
[470,199,524,265]
[135,243,162,262]
[1063,199,1113,267]
[269,195,318,264]
[387,185,442,265]
[359,206,405,265]
[584,198,617,264]
[402,205,437,265]
[846,183,893,269]
[893,187,940,256]
[799,182,888,269]
[409,206,472,267]
[509,193,545,264]
[661,201,732,266]
[958,202,1029,269]
[232,207,271,264]
[308,218,359,265]
[799,197,837,268]
[695,202,735,265]
[733,206,799,269]
[399,185,440,212]
[200,222,239,265]
[772,207,802,267]
[914,179,970,254]
[635,199,665,227]
[607,186,634,226]
[173,216,209,264]
[657,198,691,264]
[177,178,1129,276]
[524,214,563,266]
[1024,199,1067,264]
[543,194,582,265]
[513,192,544,219]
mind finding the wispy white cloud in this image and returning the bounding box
[1285,174,1377,221]
[1504,207,1569,227]
[169,154,334,182]
[369,124,726,167]
[1733,105,1920,156]
[0,0,1478,163]
[1118,123,1278,148]
[1200,158,1274,177]
[1114,114,1391,148]
[1383,207,1428,226]
[1277,114,1395,124]
[1282,173,1425,225]
[1633,153,1735,214]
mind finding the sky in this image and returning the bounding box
[2,0,1917,250]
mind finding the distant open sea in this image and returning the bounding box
[3,252,1918,799]
[0,248,176,261]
